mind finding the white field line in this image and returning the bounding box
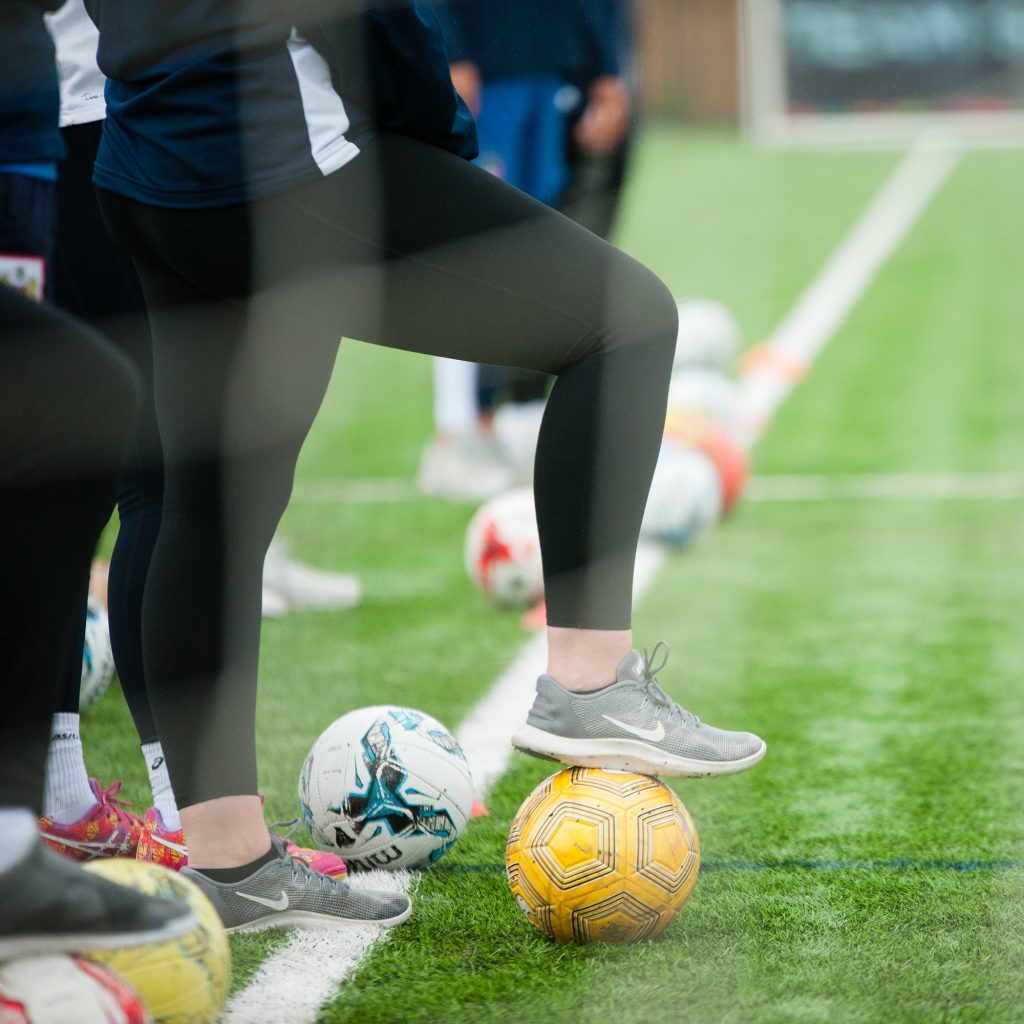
[224,141,956,1024]
[746,471,1024,503]
[217,869,412,1024]
[736,139,961,447]
[292,477,418,505]
[291,470,1024,508]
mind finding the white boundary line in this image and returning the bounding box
[746,471,1024,503]
[291,470,1024,508]
[223,139,959,1024]
[736,139,961,447]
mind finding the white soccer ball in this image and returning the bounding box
[464,486,543,608]
[667,367,740,434]
[673,298,741,370]
[299,705,475,871]
[641,445,723,547]
[0,955,150,1023]
[80,599,115,711]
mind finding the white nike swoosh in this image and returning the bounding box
[40,833,125,857]
[236,890,289,911]
[600,714,666,743]
[153,834,188,855]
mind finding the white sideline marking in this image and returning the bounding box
[291,470,1024,508]
[218,870,411,1024]
[746,471,1024,503]
[226,141,956,1023]
[292,477,418,505]
[736,139,961,447]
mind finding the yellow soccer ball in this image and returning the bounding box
[506,767,699,944]
[82,859,230,1024]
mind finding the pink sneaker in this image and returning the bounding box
[284,839,347,878]
[137,808,346,878]
[135,806,188,870]
[39,778,144,861]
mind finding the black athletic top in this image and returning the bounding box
[0,0,64,165]
[82,0,476,208]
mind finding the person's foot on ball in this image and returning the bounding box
[512,642,766,778]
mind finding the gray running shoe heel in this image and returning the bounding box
[511,642,766,778]
[182,835,411,934]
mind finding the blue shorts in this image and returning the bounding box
[474,75,581,206]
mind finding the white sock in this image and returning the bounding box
[0,808,38,873]
[42,713,97,823]
[142,741,181,831]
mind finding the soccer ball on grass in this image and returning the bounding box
[506,767,699,944]
[464,486,543,608]
[81,860,229,1024]
[80,598,115,711]
[0,955,150,1024]
[299,705,474,871]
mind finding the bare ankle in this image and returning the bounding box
[179,795,270,869]
[545,627,632,692]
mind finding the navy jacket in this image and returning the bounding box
[0,0,64,164]
[433,0,623,85]
[82,0,476,207]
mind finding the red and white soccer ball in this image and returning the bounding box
[0,956,150,1024]
[464,486,543,608]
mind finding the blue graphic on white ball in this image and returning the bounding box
[299,706,474,871]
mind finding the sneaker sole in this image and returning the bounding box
[510,725,767,778]
[224,902,412,935]
[0,910,197,960]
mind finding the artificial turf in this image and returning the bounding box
[82,127,1024,1023]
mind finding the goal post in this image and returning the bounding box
[739,0,1024,145]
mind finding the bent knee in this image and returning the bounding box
[592,256,678,367]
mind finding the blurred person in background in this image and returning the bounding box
[419,0,636,501]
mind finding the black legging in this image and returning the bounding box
[0,287,139,810]
[97,131,676,807]
[51,120,162,744]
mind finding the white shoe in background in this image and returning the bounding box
[262,538,362,616]
[416,432,516,502]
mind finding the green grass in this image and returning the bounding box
[81,126,1024,1022]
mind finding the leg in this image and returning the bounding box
[93,132,675,867]
[0,285,197,956]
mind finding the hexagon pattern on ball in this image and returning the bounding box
[506,767,699,944]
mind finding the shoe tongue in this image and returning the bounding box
[616,650,647,684]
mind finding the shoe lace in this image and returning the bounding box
[94,779,144,831]
[637,642,699,729]
[269,817,302,843]
[270,823,348,895]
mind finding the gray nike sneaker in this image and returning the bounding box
[181,836,411,934]
[511,643,766,778]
